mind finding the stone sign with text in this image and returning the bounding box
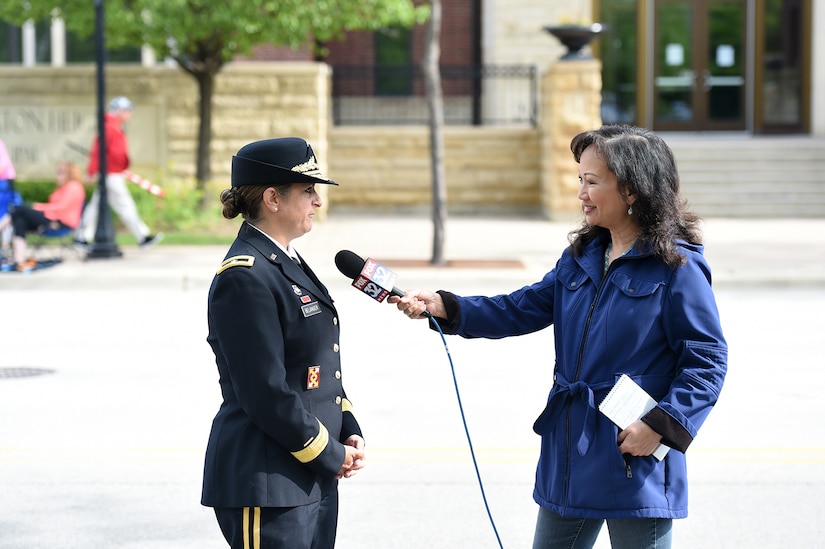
[1,105,160,181]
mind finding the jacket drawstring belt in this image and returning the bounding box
[532,375,615,456]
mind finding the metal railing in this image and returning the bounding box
[331,64,537,126]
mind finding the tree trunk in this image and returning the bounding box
[175,51,223,211]
[195,70,214,208]
[422,0,446,265]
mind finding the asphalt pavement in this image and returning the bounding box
[0,215,823,548]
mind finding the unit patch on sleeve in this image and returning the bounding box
[307,366,320,389]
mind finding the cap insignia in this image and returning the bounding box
[291,155,323,178]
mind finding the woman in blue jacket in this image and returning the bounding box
[389,124,727,549]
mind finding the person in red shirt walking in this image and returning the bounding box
[75,96,162,249]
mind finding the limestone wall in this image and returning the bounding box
[0,62,331,193]
[328,126,541,214]
[483,0,592,67]
[328,60,602,220]
[540,59,604,217]
[1,58,603,219]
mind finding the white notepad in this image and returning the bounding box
[599,374,670,461]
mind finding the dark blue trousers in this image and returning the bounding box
[214,489,339,549]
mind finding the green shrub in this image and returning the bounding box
[14,177,237,244]
[15,180,79,203]
[129,184,236,243]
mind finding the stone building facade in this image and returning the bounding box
[0,0,600,218]
[0,56,601,219]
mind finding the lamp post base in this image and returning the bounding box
[86,242,123,259]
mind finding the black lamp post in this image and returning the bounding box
[87,0,122,259]
[544,23,607,61]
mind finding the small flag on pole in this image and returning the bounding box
[123,170,165,197]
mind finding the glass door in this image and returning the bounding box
[653,0,747,130]
[756,0,808,133]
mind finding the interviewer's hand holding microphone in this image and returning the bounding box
[387,289,445,320]
[333,249,444,320]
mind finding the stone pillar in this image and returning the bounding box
[22,21,36,67]
[50,15,66,67]
[539,58,602,219]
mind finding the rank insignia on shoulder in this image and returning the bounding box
[216,255,254,274]
[307,366,320,389]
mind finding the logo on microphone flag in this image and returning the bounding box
[352,258,398,302]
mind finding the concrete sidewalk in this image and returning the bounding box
[2,216,824,289]
[1,215,823,548]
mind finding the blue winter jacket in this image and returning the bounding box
[436,236,727,519]
[0,179,22,217]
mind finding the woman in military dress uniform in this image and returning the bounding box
[202,137,365,549]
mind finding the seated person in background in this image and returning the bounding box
[0,179,22,257]
[0,162,85,273]
[0,139,22,257]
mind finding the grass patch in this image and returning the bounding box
[113,231,235,246]
[18,179,241,246]
[117,185,240,245]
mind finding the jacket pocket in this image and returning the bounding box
[556,265,589,291]
[610,272,663,297]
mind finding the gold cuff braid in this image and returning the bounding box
[291,419,329,463]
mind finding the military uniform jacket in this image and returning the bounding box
[202,222,362,508]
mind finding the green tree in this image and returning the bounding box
[1,0,428,203]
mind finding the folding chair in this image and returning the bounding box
[26,199,87,262]
[27,224,81,261]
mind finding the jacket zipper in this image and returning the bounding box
[563,263,610,504]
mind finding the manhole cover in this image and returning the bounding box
[0,367,55,379]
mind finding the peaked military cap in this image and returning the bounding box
[231,137,338,187]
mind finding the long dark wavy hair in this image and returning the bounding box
[568,124,702,267]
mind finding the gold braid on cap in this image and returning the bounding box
[291,155,323,178]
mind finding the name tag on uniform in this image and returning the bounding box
[301,302,321,317]
[307,366,320,389]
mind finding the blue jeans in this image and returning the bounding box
[532,507,672,549]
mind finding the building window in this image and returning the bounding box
[374,26,413,96]
[599,0,638,124]
[66,28,141,63]
[33,19,51,64]
[0,18,141,65]
[760,0,803,131]
[0,22,21,63]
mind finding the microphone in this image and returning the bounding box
[334,250,432,318]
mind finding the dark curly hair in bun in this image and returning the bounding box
[219,184,292,221]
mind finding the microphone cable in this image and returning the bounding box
[428,316,504,549]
